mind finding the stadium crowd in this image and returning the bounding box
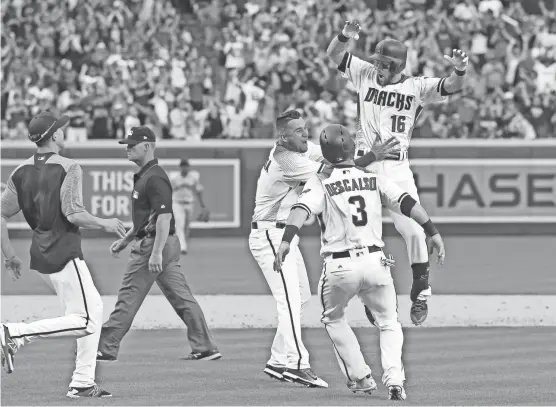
[1,0,555,141]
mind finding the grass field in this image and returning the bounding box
[2,327,556,406]
[2,235,556,296]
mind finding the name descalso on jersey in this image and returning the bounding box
[338,52,453,151]
[293,165,408,256]
[252,141,324,223]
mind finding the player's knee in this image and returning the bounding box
[375,317,401,332]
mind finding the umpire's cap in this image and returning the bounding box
[319,124,355,164]
[118,126,156,145]
[28,111,69,144]
[369,39,407,74]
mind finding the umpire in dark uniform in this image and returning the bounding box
[97,126,221,361]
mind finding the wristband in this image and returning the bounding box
[454,68,466,76]
[421,220,439,237]
[281,225,299,244]
[337,33,349,43]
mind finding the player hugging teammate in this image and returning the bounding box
[326,20,468,324]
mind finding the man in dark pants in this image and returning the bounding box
[97,126,221,361]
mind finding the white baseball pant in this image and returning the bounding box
[368,160,431,299]
[5,258,103,388]
[249,224,312,370]
[173,201,194,252]
[318,248,405,387]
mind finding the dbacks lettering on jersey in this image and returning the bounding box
[363,88,414,112]
[325,176,377,197]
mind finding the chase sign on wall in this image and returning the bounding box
[1,158,240,230]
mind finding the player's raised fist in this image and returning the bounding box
[443,49,469,71]
[342,20,361,40]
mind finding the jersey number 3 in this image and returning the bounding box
[348,195,368,226]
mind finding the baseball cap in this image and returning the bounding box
[179,158,190,167]
[118,126,156,145]
[28,111,69,144]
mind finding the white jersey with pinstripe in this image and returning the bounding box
[252,141,324,223]
[293,165,407,256]
[248,141,325,372]
[338,51,450,151]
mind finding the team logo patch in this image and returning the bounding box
[133,190,139,199]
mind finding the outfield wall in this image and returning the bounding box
[2,139,556,236]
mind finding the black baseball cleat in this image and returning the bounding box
[181,349,222,361]
[96,351,117,362]
[66,385,112,398]
[388,385,407,400]
[263,364,292,382]
[283,368,328,388]
[410,299,428,325]
[1,324,17,373]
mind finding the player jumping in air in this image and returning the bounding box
[326,20,467,325]
[273,124,446,400]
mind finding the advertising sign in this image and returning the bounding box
[1,158,240,230]
[404,159,556,223]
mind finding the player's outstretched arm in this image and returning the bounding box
[61,163,127,237]
[399,195,445,265]
[379,176,445,265]
[326,20,361,66]
[272,207,310,272]
[442,49,469,94]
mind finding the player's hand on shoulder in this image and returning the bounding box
[342,20,361,40]
[4,255,23,280]
[273,242,291,273]
[371,136,401,161]
[102,218,127,238]
[110,238,129,257]
[428,234,446,266]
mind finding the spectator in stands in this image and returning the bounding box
[1,0,555,141]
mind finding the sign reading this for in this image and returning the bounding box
[1,158,240,230]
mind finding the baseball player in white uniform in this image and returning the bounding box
[170,159,209,254]
[326,20,467,325]
[248,110,328,388]
[273,124,446,400]
[0,111,126,397]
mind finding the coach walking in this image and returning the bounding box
[97,126,221,361]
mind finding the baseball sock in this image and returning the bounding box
[410,262,430,303]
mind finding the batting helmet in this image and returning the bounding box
[319,124,355,164]
[369,39,407,74]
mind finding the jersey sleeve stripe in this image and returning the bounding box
[292,203,311,217]
[436,77,445,93]
[439,76,461,96]
[337,52,350,73]
[316,163,325,173]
